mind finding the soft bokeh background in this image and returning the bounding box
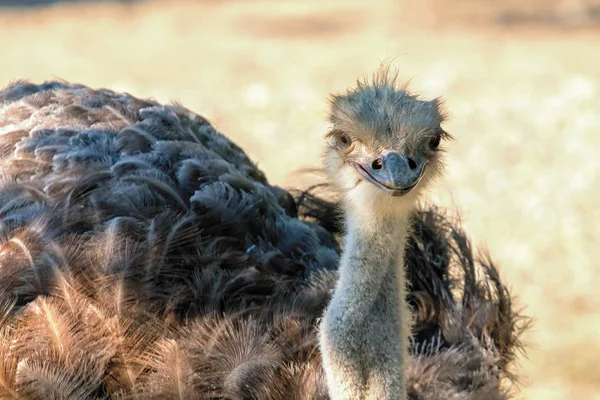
[1,0,599,398]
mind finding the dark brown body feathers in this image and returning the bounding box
[0,81,527,399]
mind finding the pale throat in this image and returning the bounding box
[335,200,412,296]
[343,194,413,245]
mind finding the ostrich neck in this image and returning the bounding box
[337,212,408,304]
[320,209,411,400]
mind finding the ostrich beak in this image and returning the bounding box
[353,151,426,196]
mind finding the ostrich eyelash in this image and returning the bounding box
[429,127,453,151]
[429,133,441,150]
[325,128,345,139]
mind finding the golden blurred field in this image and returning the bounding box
[1,0,599,398]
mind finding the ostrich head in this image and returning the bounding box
[324,71,451,221]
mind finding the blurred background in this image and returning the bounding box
[1,0,599,398]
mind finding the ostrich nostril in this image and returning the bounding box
[372,158,383,170]
[407,157,417,170]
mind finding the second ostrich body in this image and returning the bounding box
[320,74,447,399]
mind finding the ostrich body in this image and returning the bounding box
[0,77,526,399]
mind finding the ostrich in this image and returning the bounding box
[0,74,526,400]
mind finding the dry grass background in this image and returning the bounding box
[0,0,599,398]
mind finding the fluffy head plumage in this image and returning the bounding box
[324,69,452,222]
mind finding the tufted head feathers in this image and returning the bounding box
[324,69,452,220]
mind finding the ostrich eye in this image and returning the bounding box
[429,133,441,150]
[336,134,353,152]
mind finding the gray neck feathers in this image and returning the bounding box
[320,212,411,400]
